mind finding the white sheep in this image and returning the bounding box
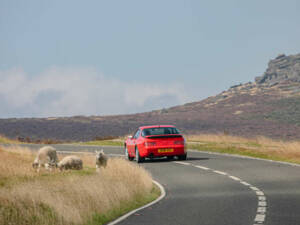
[32,146,58,172]
[95,150,108,172]
[57,155,83,171]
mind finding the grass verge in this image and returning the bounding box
[0,146,160,225]
[0,135,19,144]
[187,134,300,165]
[79,139,123,147]
[87,185,160,225]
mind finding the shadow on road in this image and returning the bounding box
[187,157,210,161]
[141,156,209,164]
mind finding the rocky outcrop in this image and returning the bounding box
[255,53,300,85]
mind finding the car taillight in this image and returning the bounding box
[174,140,185,145]
[145,142,156,147]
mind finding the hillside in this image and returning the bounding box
[1,53,300,141]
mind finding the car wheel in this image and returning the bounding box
[135,147,144,163]
[125,146,134,161]
[167,156,174,160]
[178,153,187,161]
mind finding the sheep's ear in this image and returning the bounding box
[100,149,104,153]
[95,150,99,154]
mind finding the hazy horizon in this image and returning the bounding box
[1,0,300,118]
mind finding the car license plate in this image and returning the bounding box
[158,149,174,153]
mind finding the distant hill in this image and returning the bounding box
[1,53,300,141]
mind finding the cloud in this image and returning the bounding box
[0,67,192,118]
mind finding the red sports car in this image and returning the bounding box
[124,125,187,163]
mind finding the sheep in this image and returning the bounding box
[32,146,58,172]
[57,155,83,171]
[95,150,108,172]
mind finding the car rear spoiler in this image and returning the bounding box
[145,134,183,139]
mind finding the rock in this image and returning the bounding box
[268,82,279,87]
[255,53,300,85]
[230,83,242,89]
[275,53,286,59]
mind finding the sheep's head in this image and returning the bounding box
[57,162,63,171]
[32,162,38,169]
[32,158,39,169]
[49,161,58,168]
[95,150,105,161]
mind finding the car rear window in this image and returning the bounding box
[141,127,180,137]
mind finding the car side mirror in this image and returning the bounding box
[128,135,133,139]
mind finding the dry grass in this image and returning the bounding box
[187,134,252,144]
[0,146,156,225]
[187,134,300,164]
[0,146,37,184]
[0,135,19,144]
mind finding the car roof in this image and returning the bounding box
[139,125,176,130]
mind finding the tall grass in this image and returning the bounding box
[76,136,127,147]
[81,139,123,147]
[187,134,300,164]
[0,147,158,225]
[0,135,19,144]
[188,134,252,145]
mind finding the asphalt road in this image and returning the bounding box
[6,144,300,225]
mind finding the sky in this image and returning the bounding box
[0,0,300,118]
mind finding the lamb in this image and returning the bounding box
[32,146,58,172]
[57,155,83,171]
[95,150,108,171]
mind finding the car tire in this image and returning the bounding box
[167,156,174,160]
[178,153,187,161]
[125,146,134,161]
[135,147,144,163]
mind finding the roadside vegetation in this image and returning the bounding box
[0,135,19,144]
[75,136,124,147]
[186,134,300,164]
[0,146,160,225]
[80,139,123,147]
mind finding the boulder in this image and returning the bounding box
[255,53,300,85]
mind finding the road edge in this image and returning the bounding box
[107,180,166,225]
[189,149,300,168]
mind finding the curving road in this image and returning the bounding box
[8,144,300,225]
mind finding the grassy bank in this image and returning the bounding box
[0,146,160,225]
[0,135,19,144]
[79,139,124,147]
[187,134,300,164]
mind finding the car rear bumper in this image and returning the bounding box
[142,146,186,158]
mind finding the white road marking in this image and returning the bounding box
[188,149,300,168]
[174,162,191,166]
[255,214,266,222]
[213,170,227,175]
[174,162,267,225]
[257,207,266,213]
[250,186,260,191]
[256,191,265,196]
[258,201,267,207]
[258,196,266,201]
[240,181,251,186]
[229,176,241,181]
[107,180,166,225]
[194,165,210,170]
